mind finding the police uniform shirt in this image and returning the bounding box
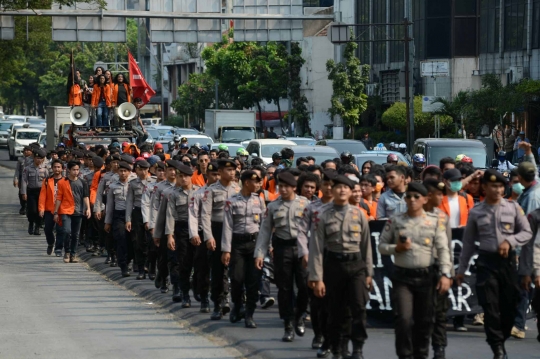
[308,204,373,282]
[254,195,309,258]
[221,193,266,253]
[457,199,532,275]
[141,179,160,225]
[84,170,95,187]
[429,207,455,276]
[188,185,207,239]
[126,176,156,223]
[297,199,327,258]
[104,180,130,224]
[152,186,176,239]
[149,180,175,230]
[200,181,241,241]
[14,156,26,182]
[21,162,50,195]
[94,171,116,213]
[164,185,200,235]
[379,211,452,275]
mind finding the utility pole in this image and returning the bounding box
[404,18,411,149]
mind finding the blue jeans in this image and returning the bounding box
[514,277,531,331]
[59,214,83,256]
[43,211,56,247]
[96,101,109,127]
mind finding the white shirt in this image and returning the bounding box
[448,195,460,229]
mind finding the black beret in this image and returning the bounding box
[72,150,84,159]
[64,149,71,155]
[23,145,32,151]
[241,170,262,182]
[483,168,506,184]
[92,157,104,168]
[157,162,166,170]
[57,150,65,157]
[85,151,97,158]
[165,159,183,171]
[278,171,297,187]
[49,149,58,154]
[207,162,219,172]
[406,182,428,196]
[135,160,150,169]
[111,153,121,161]
[118,161,132,171]
[332,174,354,189]
[34,148,47,158]
[176,163,193,175]
[321,169,338,182]
[29,143,41,149]
[218,159,236,169]
[120,154,134,164]
[443,168,462,182]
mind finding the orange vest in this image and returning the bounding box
[68,84,83,106]
[91,84,112,107]
[192,170,206,187]
[38,176,59,213]
[438,195,470,227]
[266,178,277,194]
[90,169,103,205]
[56,178,76,215]
[112,83,131,106]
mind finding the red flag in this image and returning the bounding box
[128,51,156,105]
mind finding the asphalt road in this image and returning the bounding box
[1,148,539,359]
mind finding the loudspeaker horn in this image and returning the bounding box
[70,106,89,125]
[118,102,137,121]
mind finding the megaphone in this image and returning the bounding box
[118,102,137,121]
[70,106,89,125]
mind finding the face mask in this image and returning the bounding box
[499,156,506,162]
[512,183,524,195]
[375,183,384,192]
[449,181,463,192]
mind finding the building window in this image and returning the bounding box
[356,0,370,65]
[380,70,400,104]
[533,0,540,48]
[389,0,405,62]
[373,0,387,64]
[504,0,527,51]
[413,0,426,61]
[480,0,500,53]
[426,0,451,58]
[454,0,478,56]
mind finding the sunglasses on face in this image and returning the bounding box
[405,193,421,199]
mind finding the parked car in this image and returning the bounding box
[210,143,246,154]
[156,134,214,149]
[353,151,411,167]
[292,145,340,166]
[315,139,367,154]
[412,138,488,168]
[281,136,316,146]
[0,120,20,147]
[9,127,42,160]
[245,139,298,164]
[4,115,26,122]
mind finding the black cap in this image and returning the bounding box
[120,154,134,164]
[57,150,65,157]
[423,178,445,191]
[23,145,32,151]
[29,143,41,150]
[135,160,150,169]
[272,152,282,160]
[406,182,428,196]
[72,150,84,159]
[442,168,462,182]
[241,170,262,182]
[331,174,354,189]
[207,162,219,172]
[277,171,297,187]
[64,149,71,155]
[85,151,97,158]
[322,169,337,182]
[483,168,507,184]
[218,159,236,169]
[111,153,121,161]
[118,162,132,171]
[176,163,193,175]
[34,148,47,158]
[49,149,58,154]
[157,162,166,170]
[92,157,104,168]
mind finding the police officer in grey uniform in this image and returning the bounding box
[254,171,309,342]
[201,158,240,320]
[308,175,372,359]
[126,159,155,280]
[151,159,177,293]
[221,170,266,328]
[188,162,220,313]
[21,148,50,235]
[105,161,133,277]
[379,182,452,359]
[14,146,33,215]
[456,169,532,359]
[164,162,198,304]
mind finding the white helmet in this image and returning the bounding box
[399,143,406,149]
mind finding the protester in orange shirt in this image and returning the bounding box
[359,174,378,220]
[91,74,112,128]
[38,160,64,255]
[192,150,210,187]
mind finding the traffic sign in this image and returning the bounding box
[422,96,444,112]
[420,60,450,77]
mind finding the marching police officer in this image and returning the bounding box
[104,161,133,277]
[456,169,532,359]
[201,158,240,320]
[221,170,266,328]
[126,159,155,280]
[164,162,198,305]
[14,146,33,215]
[379,182,452,359]
[21,148,50,235]
[188,162,220,313]
[308,175,373,359]
[254,171,309,342]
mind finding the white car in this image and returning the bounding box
[244,139,297,164]
[0,120,20,147]
[9,128,42,160]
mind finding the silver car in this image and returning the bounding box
[0,121,19,147]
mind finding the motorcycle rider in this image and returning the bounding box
[496,151,516,172]
[398,143,411,162]
[412,154,426,182]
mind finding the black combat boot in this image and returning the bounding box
[312,335,324,349]
[295,315,306,336]
[244,309,256,328]
[181,292,191,308]
[136,269,146,280]
[351,341,364,359]
[28,222,34,235]
[433,346,446,359]
[229,305,243,323]
[282,320,295,342]
[490,344,506,359]
[210,303,223,320]
[200,297,210,313]
[172,285,182,302]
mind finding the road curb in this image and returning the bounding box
[77,249,306,359]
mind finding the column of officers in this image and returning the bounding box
[20,139,540,359]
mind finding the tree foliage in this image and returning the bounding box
[171,72,217,124]
[326,35,370,138]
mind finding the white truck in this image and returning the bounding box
[204,110,257,144]
[45,106,71,150]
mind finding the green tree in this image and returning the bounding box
[171,72,216,125]
[326,36,370,138]
[1,0,106,10]
[382,96,453,138]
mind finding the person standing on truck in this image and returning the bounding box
[91,74,112,129]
